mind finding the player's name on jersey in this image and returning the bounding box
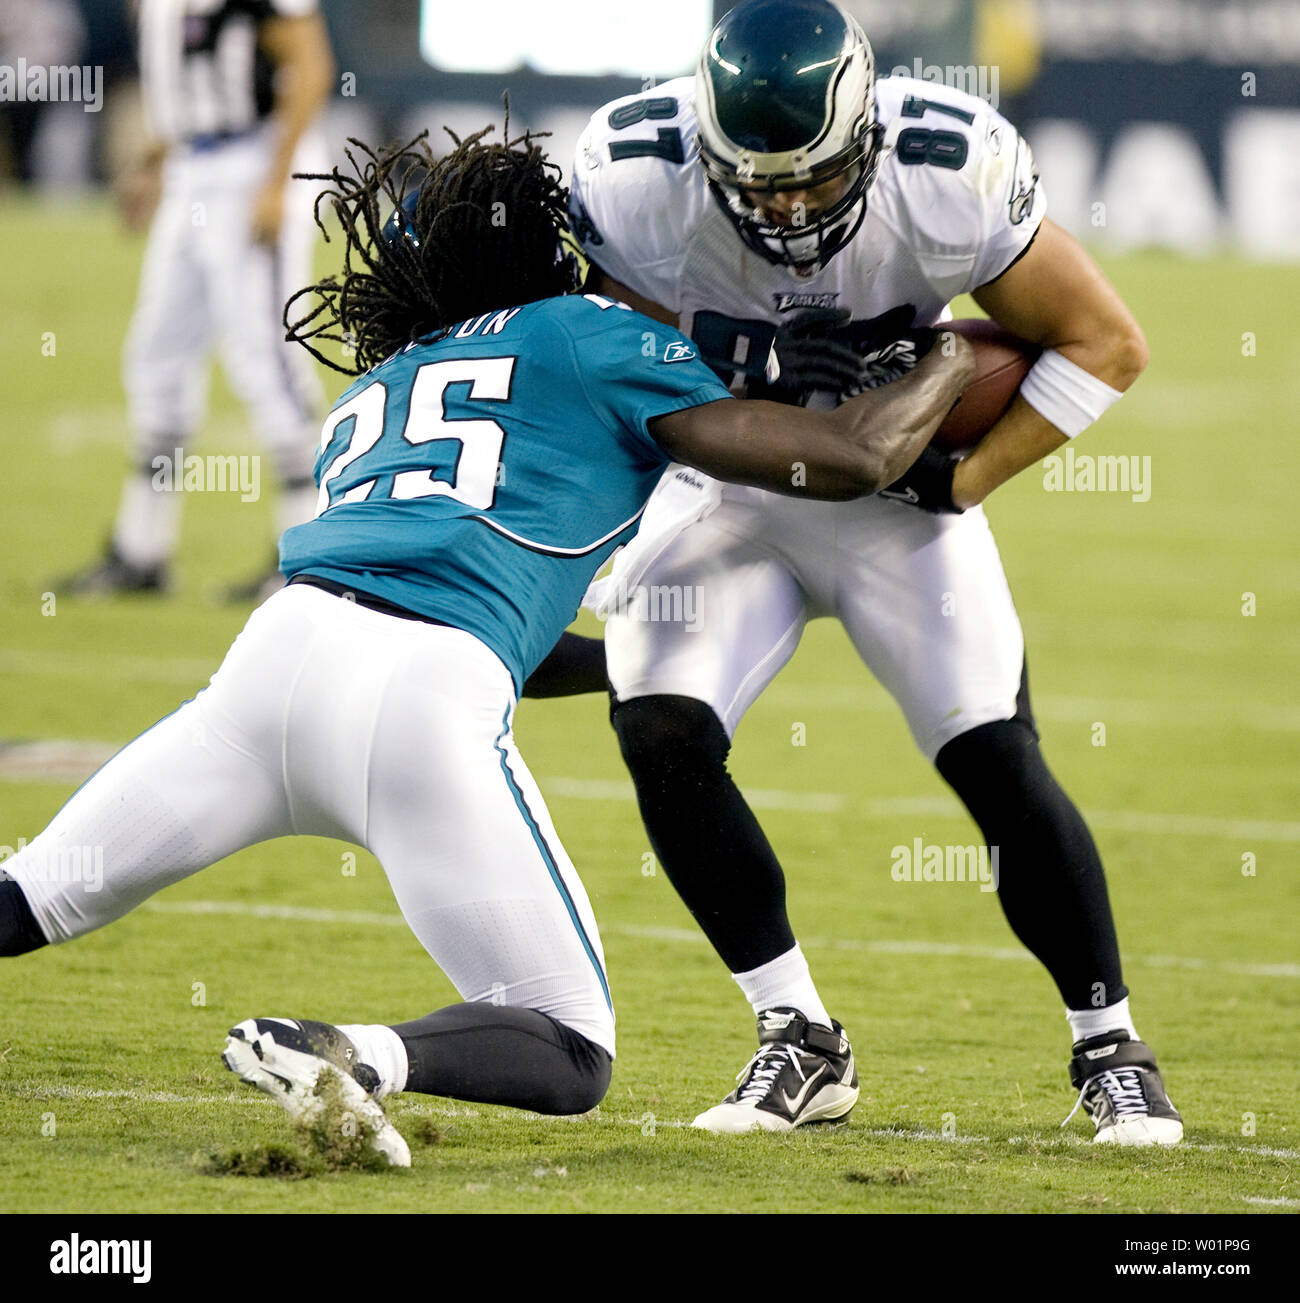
[0,58,102,112]
[441,308,523,341]
[1042,448,1152,503]
[150,449,261,503]
[386,308,522,362]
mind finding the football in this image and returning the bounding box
[931,318,1041,453]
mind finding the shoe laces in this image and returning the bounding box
[735,1043,805,1104]
[1061,1066,1147,1127]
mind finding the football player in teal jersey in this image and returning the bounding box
[0,124,972,1165]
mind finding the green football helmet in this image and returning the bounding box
[695,0,883,277]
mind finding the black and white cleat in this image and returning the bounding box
[1064,1031,1183,1147]
[692,1008,859,1134]
[222,1017,410,1167]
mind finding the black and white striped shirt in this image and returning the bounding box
[139,0,317,145]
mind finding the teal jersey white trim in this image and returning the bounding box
[279,294,730,690]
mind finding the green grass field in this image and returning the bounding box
[0,197,1296,1213]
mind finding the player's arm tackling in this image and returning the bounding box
[650,337,975,501]
[954,219,1149,508]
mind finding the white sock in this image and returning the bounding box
[733,945,834,1029]
[1066,997,1138,1046]
[113,471,181,569]
[336,1023,408,1098]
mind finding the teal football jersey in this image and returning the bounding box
[279,294,731,689]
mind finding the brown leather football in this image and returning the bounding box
[932,318,1041,453]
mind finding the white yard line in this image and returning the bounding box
[139,900,1300,981]
[613,1117,1300,1162]
[8,1079,1291,1166]
[3,1083,256,1106]
[5,750,1295,843]
[0,649,217,687]
[2,645,1298,734]
[759,682,1300,734]
[544,775,844,813]
[545,777,1300,843]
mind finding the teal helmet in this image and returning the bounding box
[695,0,882,277]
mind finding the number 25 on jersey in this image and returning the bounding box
[315,357,516,515]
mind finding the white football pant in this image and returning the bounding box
[606,486,1025,761]
[122,126,326,481]
[6,585,615,1056]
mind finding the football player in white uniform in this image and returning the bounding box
[570,0,1182,1145]
[62,0,335,600]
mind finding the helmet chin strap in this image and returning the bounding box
[704,128,880,277]
[761,193,869,279]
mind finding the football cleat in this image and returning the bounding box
[1063,1031,1183,1147]
[692,1008,859,1134]
[222,1017,410,1167]
[57,543,169,597]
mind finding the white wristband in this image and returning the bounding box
[1018,347,1124,439]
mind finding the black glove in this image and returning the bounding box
[748,307,865,406]
[750,306,940,404]
[878,443,963,514]
[834,305,939,395]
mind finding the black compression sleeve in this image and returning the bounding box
[612,694,797,973]
[390,1003,611,1114]
[521,632,607,698]
[0,878,48,956]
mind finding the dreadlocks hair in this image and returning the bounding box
[286,115,577,375]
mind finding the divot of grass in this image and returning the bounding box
[299,1068,393,1174]
[845,1167,918,1186]
[193,1143,318,1180]
[408,1115,451,1148]
[199,1071,402,1178]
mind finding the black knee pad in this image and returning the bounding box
[0,879,48,957]
[936,715,1051,820]
[552,1027,613,1116]
[610,694,729,784]
[938,714,1038,775]
[936,658,1044,810]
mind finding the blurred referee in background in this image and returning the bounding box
[64,0,335,599]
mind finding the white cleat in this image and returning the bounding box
[223,1017,410,1168]
[1064,1032,1184,1148]
[1093,1114,1184,1147]
[692,1008,859,1135]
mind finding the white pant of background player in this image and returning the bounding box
[607,485,1024,760]
[117,127,328,561]
[6,585,616,1057]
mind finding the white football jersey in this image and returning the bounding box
[139,0,320,145]
[570,75,1046,389]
